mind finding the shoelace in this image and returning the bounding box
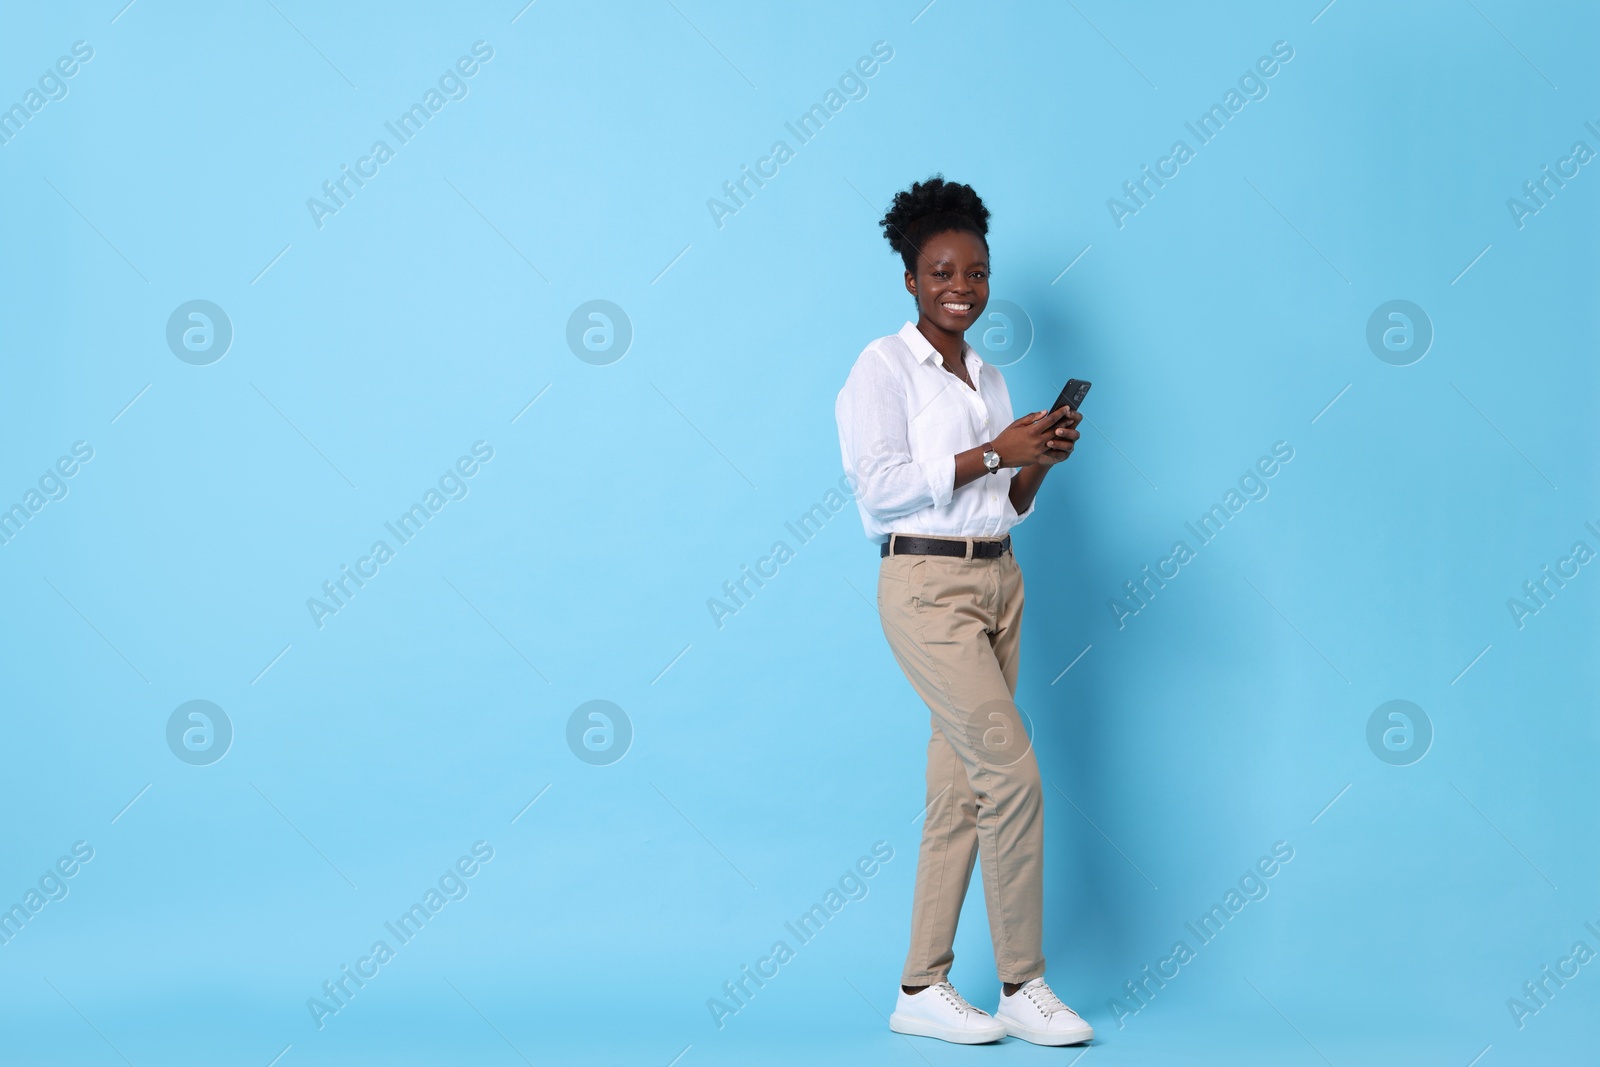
[932,981,988,1017]
[1023,979,1072,1017]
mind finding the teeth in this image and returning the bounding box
[943,303,971,311]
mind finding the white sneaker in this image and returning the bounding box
[888,980,1006,1044]
[994,977,1094,1045]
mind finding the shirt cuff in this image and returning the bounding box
[922,454,955,509]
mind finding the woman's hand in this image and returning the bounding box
[993,408,1081,468]
[1035,406,1082,466]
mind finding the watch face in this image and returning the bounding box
[985,450,999,470]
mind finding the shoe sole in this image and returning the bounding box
[999,1019,1095,1046]
[889,1012,1006,1044]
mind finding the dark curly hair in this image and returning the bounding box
[880,175,991,274]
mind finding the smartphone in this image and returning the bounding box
[1046,378,1091,420]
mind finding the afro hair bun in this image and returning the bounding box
[880,175,990,271]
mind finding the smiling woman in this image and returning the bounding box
[835,176,1093,1048]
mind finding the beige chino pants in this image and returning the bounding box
[877,538,1045,986]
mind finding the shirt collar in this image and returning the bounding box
[898,320,983,372]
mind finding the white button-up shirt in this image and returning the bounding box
[836,320,1035,544]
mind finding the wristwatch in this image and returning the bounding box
[982,444,1002,474]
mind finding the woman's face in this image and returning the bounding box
[905,229,989,334]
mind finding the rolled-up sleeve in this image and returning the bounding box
[1004,477,1036,527]
[837,348,953,521]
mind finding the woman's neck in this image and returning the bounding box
[915,316,966,365]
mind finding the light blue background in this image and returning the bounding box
[3,1,1597,1064]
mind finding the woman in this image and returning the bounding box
[835,176,1092,1047]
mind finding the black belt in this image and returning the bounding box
[880,534,1011,559]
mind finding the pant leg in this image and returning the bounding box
[879,548,1045,985]
[900,720,980,985]
[972,551,1038,980]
